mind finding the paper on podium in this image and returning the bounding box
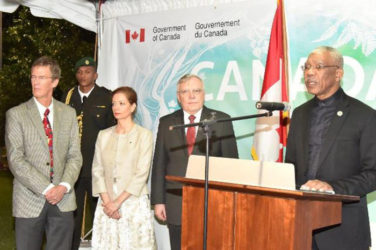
[185,155,296,190]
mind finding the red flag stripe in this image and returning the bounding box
[125,30,131,43]
[140,28,145,42]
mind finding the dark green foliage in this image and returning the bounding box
[0,170,14,249]
[0,7,95,146]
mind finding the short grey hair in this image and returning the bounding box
[177,74,203,86]
[311,46,344,69]
[31,56,61,80]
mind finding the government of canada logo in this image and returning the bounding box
[125,28,145,43]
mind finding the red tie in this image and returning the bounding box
[186,115,196,155]
[43,108,54,183]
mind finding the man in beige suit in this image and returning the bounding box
[5,56,82,250]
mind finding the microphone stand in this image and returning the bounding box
[169,110,273,250]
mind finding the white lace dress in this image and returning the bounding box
[91,193,156,250]
[91,126,156,250]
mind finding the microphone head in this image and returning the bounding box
[255,101,263,109]
[210,112,217,120]
[255,101,290,111]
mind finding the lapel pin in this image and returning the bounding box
[337,111,343,117]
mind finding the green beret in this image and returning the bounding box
[75,57,96,71]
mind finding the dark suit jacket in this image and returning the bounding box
[285,91,376,250]
[62,84,115,179]
[151,106,239,225]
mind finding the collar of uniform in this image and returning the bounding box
[314,87,343,108]
[78,85,95,102]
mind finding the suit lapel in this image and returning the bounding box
[192,106,210,155]
[192,107,210,150]
[69,87,82,113]
[103,127,117,176]
[26,99,48,147]
[172,110,187,156]
[52,99,62,151]
[87,84,98,102]
[317,94,350,168]
[297,100,315,176]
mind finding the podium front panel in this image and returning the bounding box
[176,176,346,250]
[182,186,235,250]
[235,192,298,249]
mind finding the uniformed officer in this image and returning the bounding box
[62,57,115,250]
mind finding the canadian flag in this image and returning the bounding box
[251,0,289,162]
[125,29,145,43]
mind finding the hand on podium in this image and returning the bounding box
[300,179,335,194]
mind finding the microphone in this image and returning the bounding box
[255,101,290,111]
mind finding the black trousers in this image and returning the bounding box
[71,177,97,250]
[312,236,319,250]
[168,224,182,250]
[15,201,74,250]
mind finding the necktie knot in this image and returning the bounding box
[44,108,50,117]
[189,115,195,123]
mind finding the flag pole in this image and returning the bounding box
[281,0,289,101]
[281,0,290,140]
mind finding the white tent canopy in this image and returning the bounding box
[0,0,97,32]
[0,0,242,33]
[100,0,244,17]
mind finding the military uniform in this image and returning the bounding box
[63,84,115,178]
[62,57,115,250]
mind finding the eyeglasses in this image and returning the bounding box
[301,64,339,72]
[177,89,203,95]
[31,75,54,81]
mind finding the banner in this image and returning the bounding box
[97,0,277,160]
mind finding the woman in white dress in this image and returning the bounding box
[91,86,156,249]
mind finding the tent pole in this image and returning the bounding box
[94,33,98,62]
[94,0,101,62]
[0,12,3,69]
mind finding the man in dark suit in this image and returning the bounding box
[62,57,115,250]
[285,46,376,250]
[5,56,82,250]
[151,74,239,250]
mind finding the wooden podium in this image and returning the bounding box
[166,176,359,250]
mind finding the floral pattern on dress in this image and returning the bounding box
[92,195,156,250]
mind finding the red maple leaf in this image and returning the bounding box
[132,31,139,40]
